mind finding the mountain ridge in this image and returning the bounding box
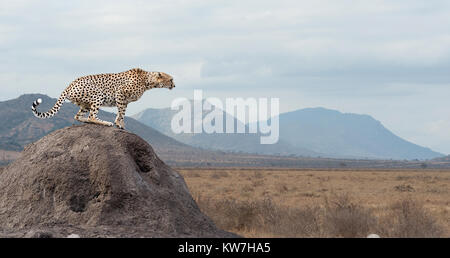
[275,107,442,159]
[133,101,321,157]
[0,94,442,165]
[0,94,200,156]
[133,103,443,160]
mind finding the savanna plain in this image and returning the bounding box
[177,168,450,238]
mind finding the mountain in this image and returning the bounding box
[133,104,443,160]
[132,101,321,157]
[0,94,199,157]
[0,94,319,168]
[274,108,443,160]
[2,94,441,165]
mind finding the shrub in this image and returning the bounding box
[193,193,443,238]
[193,195,322,237]
[379,198,443,238]
[323,194,377,238]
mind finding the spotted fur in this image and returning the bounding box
[32,68,175,129]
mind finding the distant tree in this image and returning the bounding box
[421,163,427,169]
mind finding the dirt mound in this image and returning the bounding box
[0,124,237,238]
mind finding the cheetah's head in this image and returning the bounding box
[148,72,175,90]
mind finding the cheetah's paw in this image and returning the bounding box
[115,120,125,129]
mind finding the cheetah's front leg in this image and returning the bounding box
[114,101,127,129]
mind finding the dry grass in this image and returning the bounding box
[379,198,443,237]
[322,193,377,237]
[179,168,450,238]
[194,195,323,237]
[194,192,443,238]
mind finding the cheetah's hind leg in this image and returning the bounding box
[87,104,114,127]
[74,107,90,123]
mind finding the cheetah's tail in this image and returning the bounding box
[31,93,67,119]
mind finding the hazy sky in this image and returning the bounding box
[1,0,450,153]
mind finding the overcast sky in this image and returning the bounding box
[1,0,450,153]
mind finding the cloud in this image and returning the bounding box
[1,0,450,152]
[1,0,449,88]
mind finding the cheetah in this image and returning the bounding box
[31,68,175,129]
